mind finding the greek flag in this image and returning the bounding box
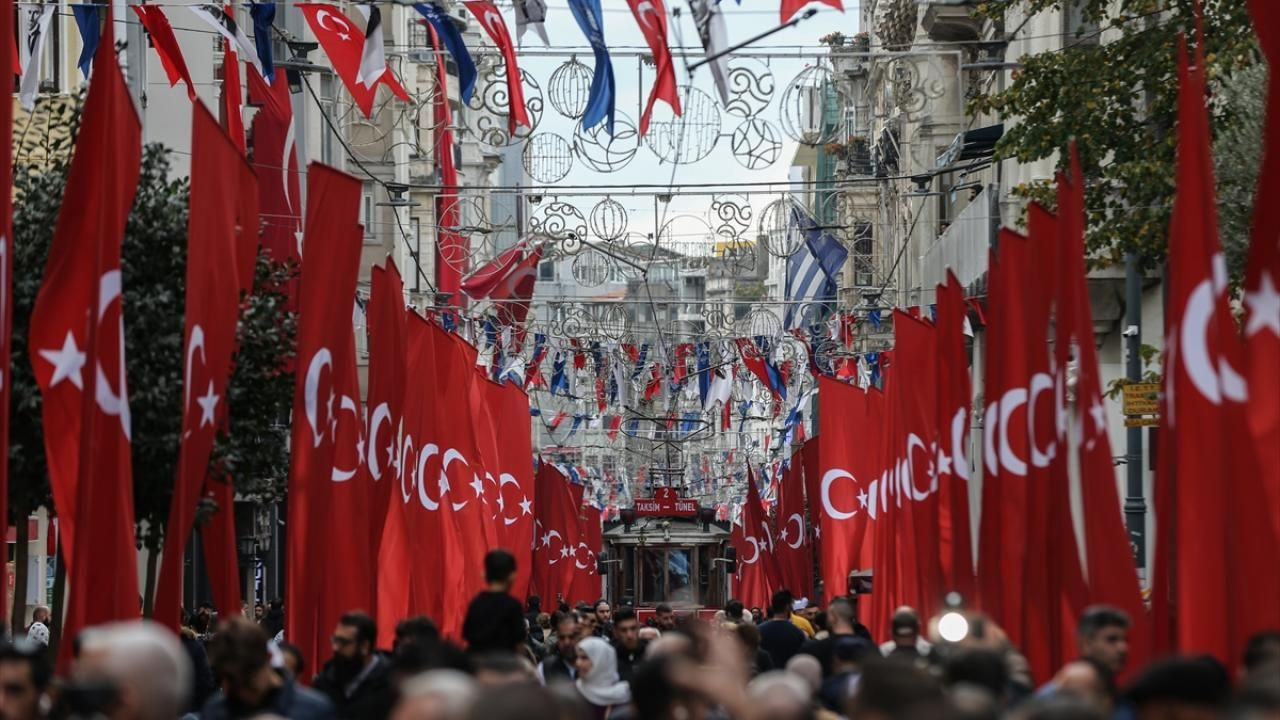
[784,200,848,329]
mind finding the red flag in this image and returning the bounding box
[607,415,623,441]
[744,468,784,594]
[29,15,141,669]
[285,164,364,672]
[490,245,544,329]
[486,379,535,599]
[0,0,12,626]
[248,69,301,295]
[1244,0,1280,517]
[200,478,242,621]
[816,378,880,605]
[427,25,464,299]
[533,463,581,605]
[154,103,255,631]
[626,0,681,136]
[297,3,409,118]
[775,453,813,598]
[461,241,528,299]
[569,503,603,604]
[220,42,245,154]
[462,1,531,134]
[731,520,770,610]
[1152,37,1280,665]
[780,0,842,23]
[399,313,446,623]
[935,272,974,600]
[132,5,196,100]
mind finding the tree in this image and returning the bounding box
[11,99,296,623]
[969,0,1260,276]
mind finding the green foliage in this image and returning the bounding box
[10,105,297,548]
[969,0,1260,274]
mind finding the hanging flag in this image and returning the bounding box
[71,5,103,78]
[744,468,784,595]
[934,271,974,601]
[780,0,842,24]
[567,0,616,134]
[533,463,582,603]
[463,2,531,134]
[689,0,730,105]
[249,2,276,84]
[199,479,242,622]
[247,68,300,277]
[627,0,681,136]
[221,43,246,155]
[18,3,54,111]
[513,0,549,47]
[190,5,264,79]
[816,377,880,605]
[774,452,812,597]
[154,103,255,631]
[415,3,478,104]
[0,0,11,627]
[29,12,141,670]
[462,241,528,299]
[284,164,365,673]
[785,201,847,329]
[368,262,408,634]
[132,5,196,100]
[355,3,387,88]
[298,3,410,117]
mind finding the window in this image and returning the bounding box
[362,194,376,241]
[410,217,422,292]
[320,75,338,164]
[539,260,555,281]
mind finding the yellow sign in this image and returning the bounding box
[1122,383,1161,416]
[1124,416,1160,427]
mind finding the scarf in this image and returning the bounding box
[575,637,631,707]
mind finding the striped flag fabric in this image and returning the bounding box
[784,199,848,329]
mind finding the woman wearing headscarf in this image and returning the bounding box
[574,636,631,719]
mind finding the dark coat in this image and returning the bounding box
[200,678,335,720]
[313,654,395,720]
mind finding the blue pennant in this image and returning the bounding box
[567,0,616,135]
[249,2,276,83]
[72,5,103,78]
[415,3,477,103]
[696,342,711,405]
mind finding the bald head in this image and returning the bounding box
[748,671,811,720]
[75,621,192,720]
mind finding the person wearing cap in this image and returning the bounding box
[790,598,816,639]
[878,607,932,658]
[819,635,874,712]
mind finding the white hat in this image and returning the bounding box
[792,597,809,611]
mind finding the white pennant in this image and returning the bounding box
[514,0,550,47]
[18,4,55,112]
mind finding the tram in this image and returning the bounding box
[599,488,735,621]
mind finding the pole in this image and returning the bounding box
[1124,252,1147,573]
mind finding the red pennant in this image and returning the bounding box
[132,5,196,99]
[220,42,245,154]
[780,0,842,23]
[426,25,464,300]
[297,3,409,118]
[462,1,531,134]
[248,69,301,303]
[626,0,681,135]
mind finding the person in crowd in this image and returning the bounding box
[1076,606,1131,675]
[261,599,285,639]
[1044,658,1116,714]
[538,612,579,685]
[594,601,614,639]
[734,622,774,676]
[879,606,932,658]
[0,640,51,720]
[253,604,266,622]
[395,617,441,651]
[638,627,661,644]
[579,612,600,639]
[946,648,1015,711]
[750,608,764,625]
[314,611,394,720]
[24,608,49,648]
[471,652,537,686]
[789,598,816,639]
[178,624,216,712]
[574,636,631,719]
[801,603,824,635]
[746,670,812,720]
[70,620,192,720]
[277,642,305,680]
[611,607,646,683]
[784,654,841,720]
[203,617,332,720]
[758,591,807,669]
[1227,675,1280,720]
[798,596,874,677]
[526,597,545,644]
[1243,631,1280,680]
[464,678,563,720]
[725,599,751,626]
[651,604,677,632]
[524,617,548,661]
[848,652,946,718]
[390,669,476,720]
[818,635,873,712]
[1122,655,1231,720]
[461,550,525,655]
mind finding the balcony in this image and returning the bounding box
[921,185,993,290]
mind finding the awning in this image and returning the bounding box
[936,123,1004,167]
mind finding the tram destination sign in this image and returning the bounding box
[632,487,700,517]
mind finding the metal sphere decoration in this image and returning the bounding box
[645,86,722,165]
[573,112,640,173]
[599,303,629,340]
[724,57,775,118]
[528,201,588,253]
[737,306,783,342]
[709,194,752,242]
[759,197,806,258]
[730,118,783,170]
[779,63,846,146]
[465,66,545,147]
[548,57,594,120]
[571,248,613,288]
[590,198,629,242]
[657,214,717,262]
[523,133,574,184]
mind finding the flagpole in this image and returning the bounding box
[683,8,818,74]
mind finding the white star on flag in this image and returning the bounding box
[40,332,86,390]
[520,497,533,515]
[1245,271,1280,338]
[470,475,486,499]
[196,381,220,427]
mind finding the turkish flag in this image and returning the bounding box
[248,69,301,302]
[626,0,681,136]
[935,272,975,600]
[0,0,12,626]
[570,503,603,604]
[200,478,242,622]
[399,312,446,623]
[482,378,536,599]
[490,244,544,330]
[285,164,364,673]
[780,0,842,24]
[533,463,581,604]
[816,378,881,605]
[29,14,141,670]
[154,102,255,631]
[426,25,464,299]
[1055,145,1148,675]
[1152,39,1280,665]
[221,42,245,154]
[731,521,770,610]
[774,453,813,598]
[462,1,531,134]
[1244,0,1280,519]
[800,438,823,575]
[744,468,784,595]
[132,5,196,99]
[297,3,409,118]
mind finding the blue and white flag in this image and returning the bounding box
[567,0,615,135]
[784,200,848,329]
[415,3,477,103]
[71,5,102,78]
[249,2,276,83]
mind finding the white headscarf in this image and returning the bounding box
[575,636,631,708]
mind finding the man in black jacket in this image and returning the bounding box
[537,612,579,686]
[313,612,394,720]
[798,597,875,677]
[611,607,647,683]
[202,617,333,720]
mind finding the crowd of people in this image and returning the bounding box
[0,549,1277,720]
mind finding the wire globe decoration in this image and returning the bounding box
[779,63,847,146]
[759,197,806,258]
[548,58,594,119]
[644,86,722,165]
[573,112,640,173]
[523,133,574,184]
[590,198,629,242]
